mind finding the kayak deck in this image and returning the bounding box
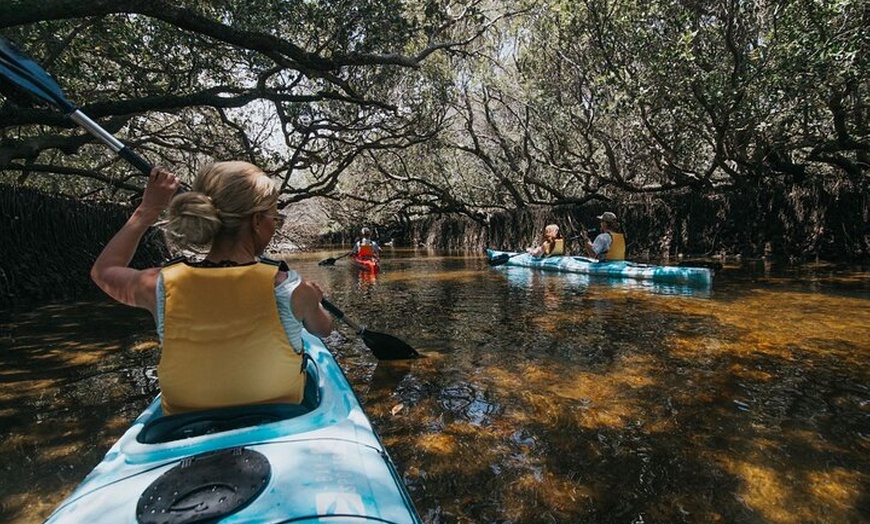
[486,249,713,287]
[44,332,421,524]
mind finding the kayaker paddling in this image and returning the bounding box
[352,226,381,272]
[90,161,334,415]
[527,224,565,258]
[1,32,426,523]
[49,162,423,524]
[582,211,626,261]
[353,227,381,257]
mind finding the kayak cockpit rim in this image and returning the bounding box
[137,360,321,444]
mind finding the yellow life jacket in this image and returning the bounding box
[158,260,305,415]
[545,238,565,257]
[357,243,375,257]
[605,233,626,261]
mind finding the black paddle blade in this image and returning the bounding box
[360,328,420,360]
[0,37,74,111]
[319,252,352,266]
[488,254,511,266]
[320,298,418,360]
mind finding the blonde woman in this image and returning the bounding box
[91,162,333,415]
[527,224,565,258]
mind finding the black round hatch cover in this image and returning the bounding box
[136,447,270,524]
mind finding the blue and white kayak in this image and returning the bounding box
[486,249,713,287]
[44,331,422,524]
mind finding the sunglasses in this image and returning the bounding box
[262,212,287,228]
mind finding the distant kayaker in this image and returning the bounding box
[91,162,334,415]
[527,224,565,258]
[353,227,381,258]
[582,212,626,261]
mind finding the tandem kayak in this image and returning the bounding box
[44,331,422,524]
[486,248,713,287]
[352,255,380,273]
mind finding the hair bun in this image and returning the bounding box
[165,191,223,247]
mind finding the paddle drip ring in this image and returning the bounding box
[136,447,270,524]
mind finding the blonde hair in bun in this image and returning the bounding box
[164,161,278,249]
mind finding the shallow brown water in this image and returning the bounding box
[1,249,868,523]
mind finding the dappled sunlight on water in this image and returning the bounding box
[0,301,160,523]
[1,250,867,523]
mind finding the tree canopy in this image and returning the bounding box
[1,0,866,237]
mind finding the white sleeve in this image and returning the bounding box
[592,233,612,255]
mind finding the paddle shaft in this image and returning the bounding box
[320,298,420,360]
[321,298,362,333]
[319,251,353,266]
[69,110,152,174]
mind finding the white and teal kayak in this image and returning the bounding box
[44,331,422,524]
[486,249,714,287]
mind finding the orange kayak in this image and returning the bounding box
[352,254,380,272]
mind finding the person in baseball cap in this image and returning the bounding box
[597,211,618,223]
[582,211,625,261]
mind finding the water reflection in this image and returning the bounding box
[496,265,714,298]
[437,383,501,426]
[1,251,868,524]
[354,267,379,294]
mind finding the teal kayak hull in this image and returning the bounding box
[486,249,713,287]
[44,332,422,524]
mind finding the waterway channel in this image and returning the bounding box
[1,248,868,523]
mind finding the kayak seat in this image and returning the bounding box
[137,364,320,444]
